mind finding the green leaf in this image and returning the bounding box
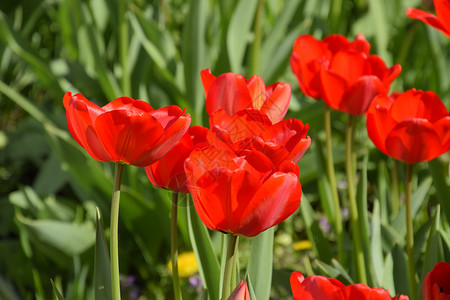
[245,273,257,300]
[187,202,220,300]
[15,214,95,256]
[370,200,384,287]
[51,279,65,300]
[246,227,274,300]
[421,206,444,283]
[94,207,112,300]
[227,0,258,73]
[300,194,332,263]
[428,159,450,222]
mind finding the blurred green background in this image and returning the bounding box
[1,0,449,299]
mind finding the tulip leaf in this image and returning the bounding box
[245,273,257,300]
[300,194,332,263]
[391,176,432,236]
[182,0,208,124]
[428,159,450,222]
[421,206,444,282]
[94,207,112,300]
[392,244,409,295]
[187,202,220,300]
[50,279,65,300]
[370,200,384,287]
[315,259,353,285]
[246,227,274,300]
[227,0,258,73]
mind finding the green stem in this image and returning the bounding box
[345,115,367,284]
[329,0,342,33]
[249,0,264,76]
[405,164,418,300]
[111,163,124,300]
[171,192,182,300]
[324,107,344,263]
[119,0,130,96]
[222,234,238,300]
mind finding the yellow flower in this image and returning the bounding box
[293,240,312,251]
[167,251,198,278]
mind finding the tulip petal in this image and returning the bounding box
[433,116,450,150]
[193,168,262,234]
[132,112,191,166]
[367,56,402,87]
[329,50,367,86]
[406,7,450,37]
[338,284,393,300]
[320,69,348,111]
[366,95,396,155]
[205,72,253,116]
[94,110,164,164]
[235,172,301,237]
[435,0,450,34]
[390,89,448,123]
[102,96,153,113]
[63,92,113,161]
[385,119,443,163]
[291,272,344,300]
[200,68,216,97]
[261,82,291,123]
[247,75,266,110]
[340,75,387,115]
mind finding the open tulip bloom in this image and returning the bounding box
[201,68,291,124]
[290,34,401,115]
[366,89,450,164]
[63,92,191,166]
[185,144,302,237]
[291,271,409,300]
[406,0,450,37]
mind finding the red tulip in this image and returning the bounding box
[290,34,370,100]
[366,89,450,164]
[290,34,401,115]
[63,92,191,167]
[423,262,450,300]
[228,281,250,300]
[184,145,302,237]
[406,0,450,37]
[291,272,408,300]
[200,69,291,124]
[291,271,345,300]
[209,109,311,166]
[145,126,208,193]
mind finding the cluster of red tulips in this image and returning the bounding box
[63,0,450,299]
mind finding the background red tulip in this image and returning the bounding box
[290,34,370,100]
[145,126,208,193]
[201,69,291,124]
[63,92,191,167]
[291,272,408,300]
[406,0,450,37]
[185,145,302,237]
[366,89,450,164]
[423,262,450,300]
[290,271,345,300]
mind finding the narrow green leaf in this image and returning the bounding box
[315,259,353,284]
[422,206,444,282]
[392,244,409,295]
[182,0,208,124]
[94,207,112,300]
[245,273,257,300]
[428,159,450,222]
[51,279,65,300]
[370,200,384,287]
[246,227,274,300]
[227,0,258,73]
[187,202,220,300]
[300,194,332,263]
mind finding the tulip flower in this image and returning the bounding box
[185,145,302,237]
[406,0,450,37]
[200,69,291,124]
[290,34,370,100]
[63,92,191,167]
[228,281,250,300]
[422,262,450,300]
[291,272,408,300]
[366,89,450,164]
[145,126,208,193]
[290,34,401,115]
[209,109,311,167]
